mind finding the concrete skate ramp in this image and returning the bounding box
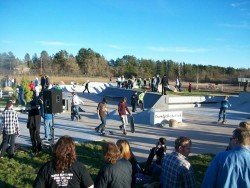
[99,87,162,109]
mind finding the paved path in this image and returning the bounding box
[15,93,249,162]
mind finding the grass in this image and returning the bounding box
[0,141,214,188]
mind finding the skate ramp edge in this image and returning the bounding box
[99,87,162,108]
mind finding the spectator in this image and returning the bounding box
[156,74,161,92]
[83,80,90,93]
[28,81,35,91]
[95,142,132,188]
[33,136,94,188]
[95,98,108,135]
[27,100,42,155]
[138,90,146,111]
[118,97,131,135]
[17,84,26,106]
[0,101,20,160]
[131,91,138,112]
[160,136,196,188]
[218,96,231,124]
[243,80,248,92]
[202,128,250,188]
[116,139,141,187]
[161,75,169,95]
[144,137,167,175]
[226,121,250,151]
[188,83,192,93]
[71,92,84,121]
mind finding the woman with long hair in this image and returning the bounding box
[95,142,132,188]
[33,136,93,188]
[116,139,141,187]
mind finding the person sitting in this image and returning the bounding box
[33,136,94,188]
[116,139,141,187]
[95,142,132,188]
[160,136,196,188]
[144,137,167,175]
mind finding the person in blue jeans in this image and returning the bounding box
[218,96,231,124]
[43,113,53,140]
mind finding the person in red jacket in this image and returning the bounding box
[118,97,131,135]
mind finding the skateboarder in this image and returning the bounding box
[95,98,108,135]
[218,96,231,124]
[138,90,146,111]
[118,97,131,135]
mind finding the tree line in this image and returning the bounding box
[0,49,249,84]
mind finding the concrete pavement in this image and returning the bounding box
[14,90,250,162]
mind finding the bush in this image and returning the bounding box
[20,77,33,103]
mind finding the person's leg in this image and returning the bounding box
[9,134,17,157]
[29,128,37,153]
[123,115,128,134]
[132,103,135,112]
[144,147,156,173]
[0,134,10,157]
[44,120,49,139]
[218,108,223,121]
[141,100,144,110]
[48,119,52,140]
[222,109,227,123]
[100,117,107,133]
[35,125,42,152]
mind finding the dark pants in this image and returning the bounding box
[0,134,16,157]
[71,105,81,121]
[96,116,107,133]
[218,107,227,122]
[28,116,42,153]
[131,102,137,112]
[162,85,167,95]
[83,87,90,93]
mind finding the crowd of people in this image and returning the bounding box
[31,124,249,187]
[0,75,249,187]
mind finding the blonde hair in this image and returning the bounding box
[116,139,132,160]
[239,121,250,130]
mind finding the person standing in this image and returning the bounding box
[27,100,42,155]
[160,136,196,188]
[243,80,248,92]
[71,92,84,121]
[118,97,131,135]
[202,128,250,188]
[188,83,192,93]
[218,96,231,124]
[161,75,169,95]
[131,91,138,112]
[0,101,20,159]
[156,74,161,92]
[17,84,26,106]
[95,98,108,135]
[138,91,146,111]
[83,80,90,93]
[33,136,94,188]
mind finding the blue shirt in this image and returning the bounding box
[44,113,53,120]
[202,146,250,188]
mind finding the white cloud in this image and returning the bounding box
[107,44,132,50]
[147,46,210,53]
[231,1,249,8]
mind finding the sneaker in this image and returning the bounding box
[100,132,106,136]
[95,127,99,133]
[119,125,123,130]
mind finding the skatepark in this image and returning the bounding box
[12,83,250,162]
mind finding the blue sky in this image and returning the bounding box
[0,0,250,68]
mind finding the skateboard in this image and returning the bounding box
[130,116,135,133]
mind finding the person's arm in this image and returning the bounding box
[125,105,131,115]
